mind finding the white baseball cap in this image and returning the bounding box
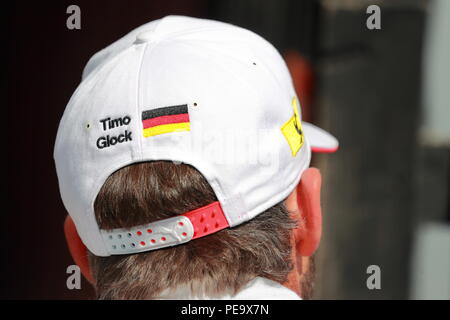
[54,15,338,257]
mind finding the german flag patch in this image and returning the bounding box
[142,104,190,138]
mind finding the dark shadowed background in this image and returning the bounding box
[2,0,449,299]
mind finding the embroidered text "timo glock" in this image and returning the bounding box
[96,116,133,149]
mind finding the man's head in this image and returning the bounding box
[55,16,337,299]
[64,162,322,299]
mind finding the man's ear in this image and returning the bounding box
[285,167,322,257]
[64,215,95,284]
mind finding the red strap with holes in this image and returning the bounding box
[181,201,229,239]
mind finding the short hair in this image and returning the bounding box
[89,161,296,299]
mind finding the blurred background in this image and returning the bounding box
[2,0,449,299]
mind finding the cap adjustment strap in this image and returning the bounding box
[182,201,229,239]
[101,215,194,254]
[100,201,229,255]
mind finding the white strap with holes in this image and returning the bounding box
[100,216,194,255]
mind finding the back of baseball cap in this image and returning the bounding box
[54,16,338,256]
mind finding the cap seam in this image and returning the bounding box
[135,43,149,158]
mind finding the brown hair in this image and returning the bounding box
[89,161,296,299]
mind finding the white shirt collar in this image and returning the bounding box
[155,277,302,300]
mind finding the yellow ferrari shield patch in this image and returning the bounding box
[281,97,304,156]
